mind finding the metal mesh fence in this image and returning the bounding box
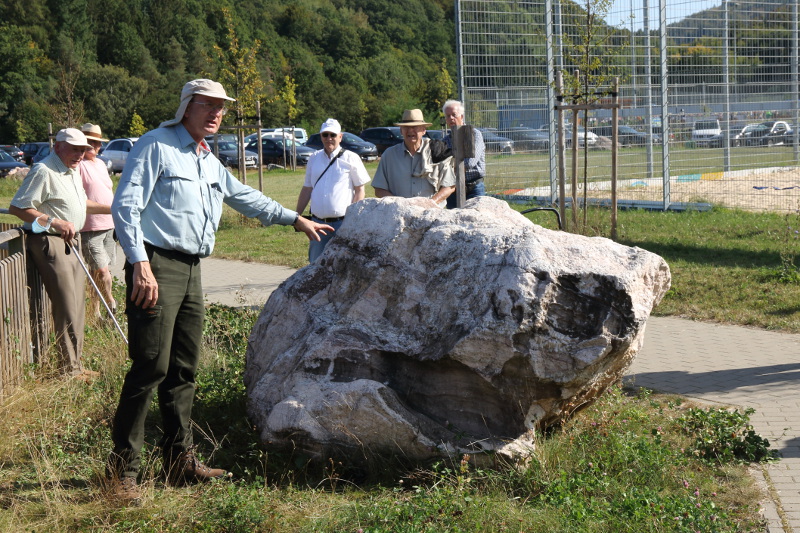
[457,0,800,212]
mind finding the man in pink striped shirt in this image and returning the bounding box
[79,123,117,319]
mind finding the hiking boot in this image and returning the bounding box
[107,474,140,503]
[163,448,228,486]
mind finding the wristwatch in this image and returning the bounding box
[45,216,54,230]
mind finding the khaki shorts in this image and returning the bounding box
[81,229,116,270]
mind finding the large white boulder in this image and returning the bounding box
[244,196,671,462]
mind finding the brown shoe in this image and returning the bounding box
[164,448,228,486]
[107,475,140,503]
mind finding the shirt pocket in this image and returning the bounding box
[157,173,198,212]
[206,180,224,225]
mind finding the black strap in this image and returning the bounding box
[313,149,347,188]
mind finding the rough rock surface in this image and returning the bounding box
[244,196,671,462]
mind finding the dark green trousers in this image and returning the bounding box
[110,245,204,478]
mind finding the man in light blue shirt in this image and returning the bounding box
[107,79,332,502]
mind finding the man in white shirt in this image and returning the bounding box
[296,118,371,262]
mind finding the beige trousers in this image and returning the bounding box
[26,233,85,374]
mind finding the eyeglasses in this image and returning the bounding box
[321,132,338,138]
[191,101,228,115]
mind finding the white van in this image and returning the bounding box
[692,118,723,148]
[256,127,308,145]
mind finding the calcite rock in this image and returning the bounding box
[244,196,671,462]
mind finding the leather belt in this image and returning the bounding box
[465,177,484,191]
[312,215,345,223]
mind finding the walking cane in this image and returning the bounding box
[69,243,128,345]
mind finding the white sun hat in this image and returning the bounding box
[159,79,236,128]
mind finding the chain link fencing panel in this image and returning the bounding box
[457,0,800,212]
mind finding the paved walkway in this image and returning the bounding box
[111,254,800,532]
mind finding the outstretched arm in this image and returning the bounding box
[292,215,333,242]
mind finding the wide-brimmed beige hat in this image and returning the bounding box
[395,109,432,127]
[55,128,92,148]
[159,79,236,128]
[80,123,109,142]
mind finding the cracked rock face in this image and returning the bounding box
[244,196,671,463]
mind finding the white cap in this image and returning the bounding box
[159,79,236,128]
[55,128,92,148]
[320,118,341,135]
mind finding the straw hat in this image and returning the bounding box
[394,109,432,127]
[80,123,109,142]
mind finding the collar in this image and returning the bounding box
[173,123,211,154]
[404,137,427,156]
[46,152,74,174]
[325,146,343,160]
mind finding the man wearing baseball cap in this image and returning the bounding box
[9,128,112,380]
[372,108,455,205]
[108,79,333,501]
[295,118,371,262]
[78,123,116,322]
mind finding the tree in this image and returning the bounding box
[128,111,147,137]
[559,0,627,233]
[277,76,299,124]
[413,57,456,120]
[78,64,148,137]
[0,24,50,140]
[210,7,266,127]
[48,34,87,129]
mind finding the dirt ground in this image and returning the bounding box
[609,166,800,212]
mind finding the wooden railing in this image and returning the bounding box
[0,220,53,397]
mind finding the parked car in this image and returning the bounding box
[20,142,51,165]
[244,136,316,166]
[537,125,597,148]
[0,145,24,162]
[205,133,238,147]
[477,128,514,154]
[503,127,550,151]
[252,127,309,145]
[98,137,138,173]
[305,132,379,162]
[359,127,404,155]
[692,119,723,148]
[212,140,259,169]
[732,121,793,147]
[424,129,447,141]
[0,149,28,177]
[591,125,658,146]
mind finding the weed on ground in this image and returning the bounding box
[0,304,774,532]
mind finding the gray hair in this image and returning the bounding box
[442,99,464,116]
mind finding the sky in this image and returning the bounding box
[603,0,723,30]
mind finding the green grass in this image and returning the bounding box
[0,303,773,532]
[1,165,787,530]
[545,205,800,332]
[2,161,798,331]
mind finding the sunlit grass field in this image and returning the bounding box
[1,159,798,332]
[0,302,774,532]
[0,155,793,531]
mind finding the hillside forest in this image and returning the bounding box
[1,0,796,143]
[0,0,457,142]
